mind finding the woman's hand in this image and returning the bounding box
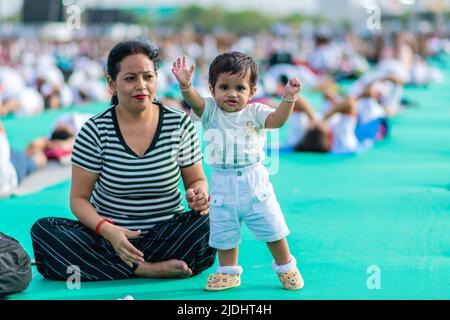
[186,188,209,216]
[100,223,145,268]
[172,56,195,88]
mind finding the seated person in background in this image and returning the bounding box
[348,59,407,117]
[308,33,342,75]
[33,67,73,110]
[0,67,44,117]
[352,84,390,144]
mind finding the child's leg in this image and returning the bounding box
[267,238,304,290]
[205,247,242,291]
[218,247,239,266]
[216,247,242,275]
[266,238,291,265]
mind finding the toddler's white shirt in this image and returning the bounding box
[193,97,274,169]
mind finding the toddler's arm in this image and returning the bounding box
[172,56,205,117]
[265,78,302,129]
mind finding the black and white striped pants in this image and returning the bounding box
[30,211,216,281]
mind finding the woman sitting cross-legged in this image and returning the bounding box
[30,40,216,281]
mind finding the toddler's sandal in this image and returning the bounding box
[277,268,304,290]
[205,273,241,291]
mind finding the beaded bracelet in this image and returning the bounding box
[282,96,297,103]
[179,83,192,92]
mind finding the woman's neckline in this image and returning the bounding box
[111,102,164,158]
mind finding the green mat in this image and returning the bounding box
[1,59,450,300]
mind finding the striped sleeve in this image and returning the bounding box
[177,114,202,168]
[71,119,103,173]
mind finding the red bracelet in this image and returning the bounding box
[95,218,114,236]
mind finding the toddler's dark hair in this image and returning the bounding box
[209,52,258,88]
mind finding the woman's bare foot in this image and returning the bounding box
[133,259,193,278]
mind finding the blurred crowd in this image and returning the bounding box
[0,26,448,117]
[0,36,113,116]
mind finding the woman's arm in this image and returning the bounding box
[70,165,104,231]
[180,162,209,215]
[70,165,144,267]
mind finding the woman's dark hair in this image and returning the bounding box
[209,51,258,89]
[107,40,161,105]
[295,127,331,153]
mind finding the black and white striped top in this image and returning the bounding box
[71,102,202,232]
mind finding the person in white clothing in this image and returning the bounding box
[0,67,44,117]
[0,118,47,198]
[0,122,19,197]
[293,94,359,154]
[172,52,304,291]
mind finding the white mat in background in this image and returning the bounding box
[12,161,71,196]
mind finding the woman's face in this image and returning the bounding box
[108,53,157,112]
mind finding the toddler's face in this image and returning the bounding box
[209,71,256,113]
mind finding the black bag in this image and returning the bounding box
[0,232,32,298]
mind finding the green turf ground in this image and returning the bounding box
[1,57,449,300]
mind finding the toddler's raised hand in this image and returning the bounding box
[285,78,302,98]
[172,56,195,88]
